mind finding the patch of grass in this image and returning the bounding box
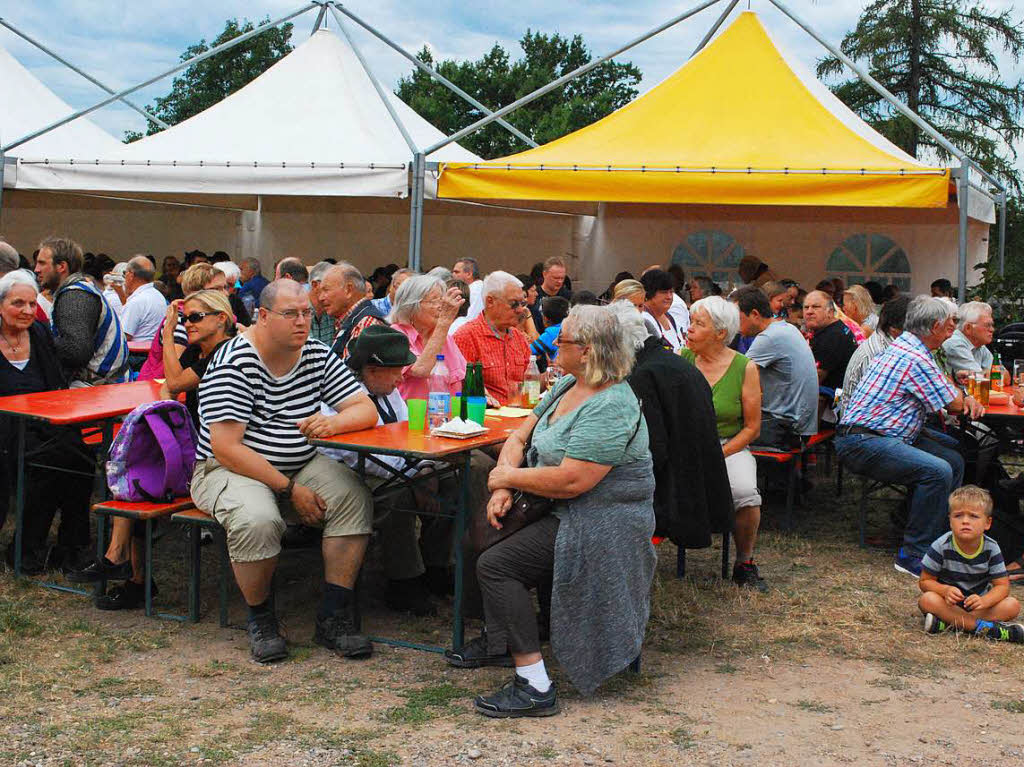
[992,698,1024,714]
[383,683,468,724]
[81,676,163,697]
[242,710,297,745]
[669,726,696,749]
[353,746,400,767]
[534,745,558,758]
[870,675,910,691]
[791,699,835,714]
[0,598,40,636]
[714,661,738,674]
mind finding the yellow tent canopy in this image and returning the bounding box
[439,11,950,209]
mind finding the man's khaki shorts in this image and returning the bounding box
[190,454,373,563]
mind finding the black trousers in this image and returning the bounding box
[477,514,560,657]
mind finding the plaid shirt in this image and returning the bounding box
[309,309,336,346]
[841,331,957,443]
[453,313,530,405]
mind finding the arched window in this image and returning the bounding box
[826,233,911,291]
[672,230,744,287]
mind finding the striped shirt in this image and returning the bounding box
[196,334,362,471]
[840,332,957,443]
[921,531,1007,595]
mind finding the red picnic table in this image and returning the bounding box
[0,380,166,583]
[311,414,525,652]
[127,340,152,356]
[980,397,1024,424]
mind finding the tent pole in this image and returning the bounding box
[998,192,1007,277]
[766,0,965,165]
[0,18,170,130]
[310,4,328,35]
[420,0,724,156]
[2,2,319,154]
[408,153,425,270]
[330,2,538,148]
[957,163,970,302]
[0,150,5,231]
[690,0,740,58]
[327,5,418,155]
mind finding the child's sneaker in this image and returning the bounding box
[983,621,1024,643]
[923,613,949,634]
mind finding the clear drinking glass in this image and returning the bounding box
[1014,359,1024,388]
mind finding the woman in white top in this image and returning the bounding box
[640,269,683,352]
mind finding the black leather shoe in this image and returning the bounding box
[445,632,514,669]
[247,612,288,663]
[384,577,437,617]
[66,556,133,583]
[314,604,372,659]
[474,674,559,718]
[96,580,155,611]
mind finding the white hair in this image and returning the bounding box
[905,295,957,338]
[691,295,740,344]
[564,304,635,386]
[482,270,522,297]
[606,299,653,351]
[307,260,333,284]
[214,260,241,283]
[389,274,445,325]
[958,301,992,330]
[0,269,39,302]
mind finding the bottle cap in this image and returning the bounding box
[436,354,444,360]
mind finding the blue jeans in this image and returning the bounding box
[835,427,964,556]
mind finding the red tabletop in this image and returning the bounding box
[981,399,1024,421]
[0,380,166,425]
[127,340,152,355]
[310,415,526,460]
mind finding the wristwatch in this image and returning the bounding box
[276,477,295,502]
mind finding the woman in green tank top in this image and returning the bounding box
[682,296,766,591]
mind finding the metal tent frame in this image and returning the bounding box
[0,1,1009,290]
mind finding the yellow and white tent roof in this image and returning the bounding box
[439,11,951,209]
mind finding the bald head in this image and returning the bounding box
[127,255,155,282]
[0,241,19,276]
[260,277,306,312]
[802,290,836,332]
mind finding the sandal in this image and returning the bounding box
[1007,554,1024,584]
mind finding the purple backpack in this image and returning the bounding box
[107,400,198,502]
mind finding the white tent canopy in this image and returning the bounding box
[7,29,481,198]
[0,44,120,160]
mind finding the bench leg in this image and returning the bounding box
[94,514,108,602]
[188,524,201,623]
[218,529,230,628]
[721,532,730,580]
[784,461,798,530]
[858,478,870,548]
[144,519,154,618]
[675,546,685,579]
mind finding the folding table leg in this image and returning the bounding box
[451,454,471,651]
[675,546,685,579]
[94,514,108,601]
[144,519,154,618]
[13,419,25,578]
[784,460,798,530]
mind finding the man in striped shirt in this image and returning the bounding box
[190,279,379,664]
[836,295,984,577]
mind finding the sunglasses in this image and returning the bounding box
[182,311,215,324]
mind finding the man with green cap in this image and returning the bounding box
[319,324,451,616]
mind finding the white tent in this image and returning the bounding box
[0,43,120,160]
[7,29,480,198]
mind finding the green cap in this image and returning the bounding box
[345,324,417,370]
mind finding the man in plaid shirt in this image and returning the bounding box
[836,295,984,577]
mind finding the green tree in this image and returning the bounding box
[395,31,642,159]
[124,18,292,142]
[817,0,1024,190]
[977,196,1024,319]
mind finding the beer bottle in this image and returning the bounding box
[991,351,1003,393]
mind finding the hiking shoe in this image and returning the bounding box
[66,556,132,583]
[384,577,437,617]
[445,632,514,669]
[983,621,1024,643]
[474,674,560,718]
[923,613,949,634]
[314,606,372,659]
[732,560,768,592]
[894,549,922,578]
[247,612,288,663]
[96,579,154,611]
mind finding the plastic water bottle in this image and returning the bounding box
[524,355,541,407]
[428,355,451,429]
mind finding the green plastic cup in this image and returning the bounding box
[466,396,487,426]
[407,398,427,431]
[451,395,462,420]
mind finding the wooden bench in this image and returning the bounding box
[171,508,230,625]
[751,429,837,529]
[652,534,730,581]
[91,497,195,616]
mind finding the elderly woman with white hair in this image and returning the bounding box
[455,304,655,717]
[389,274,466,400]
[682,296,766,590]
[0,270,93,574]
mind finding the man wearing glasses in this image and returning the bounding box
[190,279,379,664]
[453,271,532,406]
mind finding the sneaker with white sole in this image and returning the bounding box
[894,549,922,578]
[983,621,1024,643]
[923,613,949,634]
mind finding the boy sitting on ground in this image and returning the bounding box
[918,485,1023,642]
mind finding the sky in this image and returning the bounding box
[4,0,1023,178]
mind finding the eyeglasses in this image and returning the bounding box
[263,307,314,322]
[555,334,584,347]
[504,298,526,310]
[182,311,214,324]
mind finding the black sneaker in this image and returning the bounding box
[384,577,437,617]
[474,674,560,718]
[445,632,514,669]
[732,560,768,592]
[314,604,372,659]
[66,556,133,583]
[984,621,1024,643]
[247,612,288,663]
[96,579,155,611]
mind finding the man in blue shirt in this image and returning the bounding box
[237,257,269,311]
[836,295,984,577]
